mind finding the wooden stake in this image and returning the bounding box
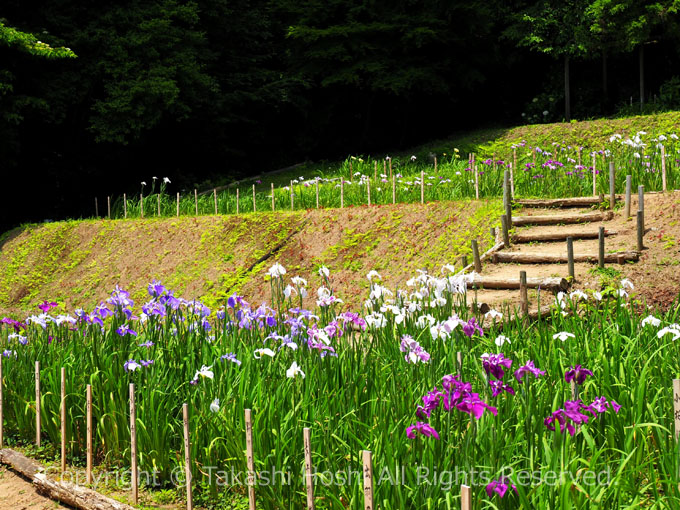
[503,170,512,222]
[214,189,218,215]
[0,358,3,448]
[609,161,616,209]
[176,192,180,217]
[86,384,92,485]
[392,175,396,204]
[501,214,510,247]
[194,189,198,215]
[140,194,144,218]
[388,158,392,181]
[252,185,256,212]
[662,145,667,192]
[471,240,482,273]
[35,361,40,447]
[459,255,468,268]
[362,450,373,510]
[95,197,99,217]
[637,209,644,251]
[638,185,645,214]
[124,194,127,219]
[509,163,515,199]
[271,183,275,211]
[303,428,315,510]
[461,484,472,510]
[315,180,319,209]
[474,164,479,199]
[107,197,111,219]
[598,226,605,268]
[673,379,680,441]
[567,236,575,280]
[183,403,193,510]
[61,367,66,474]
[625,175,632,218]
[245,409,256,510]
[456,351,463,373]
[490,227,496,241]
[340,179,344,208]
[129,383,138,505]
[434,156,437,173]
[592,153,597,196]
[519,270,528,316]
[420,170,424,204]
[367,179,371,206]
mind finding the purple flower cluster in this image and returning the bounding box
[399,335,430,364]
[486,477,517,498]
[544,398,621,436]
[513,360,546,383]
[564,365,593,385]
[462,317,483,338]
[481,353,512,379]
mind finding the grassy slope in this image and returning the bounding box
[0,200,501,315]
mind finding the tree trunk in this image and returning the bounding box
[564,54,571,121]
[639,45,645,106]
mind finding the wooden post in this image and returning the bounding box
[107,197,111,219]
[0,358,3,448]
[176,192,180,217]
[459,255,468,268]
[624,175,632,219]
[503,170,512,222]
[124,194,127,219]
[271,183,275,211]
[471,240,482,273]
[673,379,680,441]
[609,161,616,209]
[592,153,597,196]
[519,270,528,316]
[61,367,66,474]
[315,180,319,209]
[130,383,138,505]
[662,145,667,192]
[461,484,472,510]
[598,226,605,268]
[245,409,256,510]
[303,428,315,510]
[637,210,644,251]
[474,163,479,199]
[638,185,645,214]
[420,170,424,204]
[501,214,510,247]
[157,194,161,216]
[510,163,515,199]
[214,189,218,215]
[567,236,575,280]
[252,185,256,212]
[392,175,396,204]
[362,450,373,510]
[340,179,344,208]
[35,361,40,447]
[490,227,496,241]
[86,384,92,485]
[194,189,198,215]
[183,403,193,510]
[456,351,463,373]
[434,156,437,173]
[367,179,371,206]
[95,197,99,217]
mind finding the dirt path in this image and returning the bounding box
[0,466,66,509]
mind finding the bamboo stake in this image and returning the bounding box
[662,145,667,192]
[519,270,528,316]
[245,409,256,510]
[95,197,99,217]
[510,163,515,199]
[35,361,40,447]
[176,192,180,217]
[461,484,472,510]
[107,197,111,219]
[61,367,66,474]
[362,450,373,510]
[194,189,198,215]
[388,158,392,181]
[124,194,127,218]
[183,403,193,510]
[130,383,138,505]
[625,175,632,218]
[592,153,597,196]
[303,428,315,510]
[474,164,479,199]
[598,226,605,268]
[86,384,92,485]
[567,236,575,280]
[271,183,275,211]
[140,194,144,218]
[434,156,437,173]
[214,189,218,215]
[420,170,424,204]
[0,358,3,448]
[252,185,256,212]
[456,351,463,373]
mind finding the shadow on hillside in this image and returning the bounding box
[0,226,28,252]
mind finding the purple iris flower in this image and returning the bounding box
[406,422,439,440]
[139,341,154,348]
[489,380,515,397]
[38,301,58,313]
[140,359,154,367]
[481,353,513,380]
[221,353,242,366]
[564,365,593,385]
[116,324,138,337]
[462,317,483,338]
[486,477,517,498]
[94,303,113,318]
[400,335,430,364]
[514,360,546,383]
[147,280,167,298]
[416,388,444,418]
[455,393,498,419]
[544,399,613,436]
